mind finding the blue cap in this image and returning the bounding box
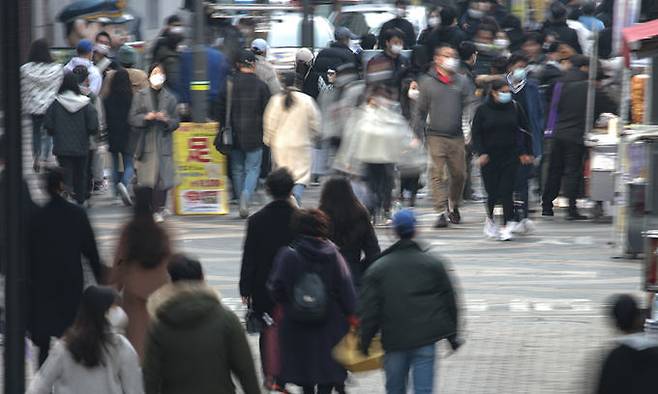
[393,209,416,237]
[251,38,269,53]
[335,26,358,41]
[77,39,94,54]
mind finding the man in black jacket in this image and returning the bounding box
[314,27,360,77]
[378,0,417,50]
[239,168,296,392]
[541,55,616,220]
[425,7,468,59]
[542,1,583,54]
[367,28,411,97]
[218,50,271,218]
[359,209,461,394]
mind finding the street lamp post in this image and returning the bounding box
[1,0,27,390]
[191,0,208,123]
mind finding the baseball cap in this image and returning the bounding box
[335,26,357,41]
[238,49,257,65]
[296,48,314,64]
[393,209,417,237]
[251,38,269,53]
[77,39,94,54]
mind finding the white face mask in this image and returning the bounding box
[494,38,510,48]
[428,17,440,28]
[390,44,403,55]
[442,57,460,73]
[396,8,406,17]
[407,87,420,101]
[107,306,129,332]
[150,73,166,88]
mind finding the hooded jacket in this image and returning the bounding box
[21,62,63,115]
[143,282,260,394]
[64,57,103,96]
[44,92,98,157]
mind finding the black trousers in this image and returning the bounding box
[302,384,345,394]
[542,139,585,210]
[143,187,168,212]
[365,163,394,215]
[58,155,89,204]
[481,154,519,224]
[463,143,474,200]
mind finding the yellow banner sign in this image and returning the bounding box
[173,122,229,215]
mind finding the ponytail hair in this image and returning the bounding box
[282,72,297,110]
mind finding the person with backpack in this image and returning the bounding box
[268,209,357,394]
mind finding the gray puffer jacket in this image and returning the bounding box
[44,92,98,157]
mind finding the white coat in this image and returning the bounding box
[263,90,320,185]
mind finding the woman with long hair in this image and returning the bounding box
[471,79,533,241]
[21,38,64,173]
[268,209,356,394]
[264,72,320,205]
[44,72,98,205]
[319,177,380,288]
[27,286,143,394]
[111,187,172,361]
[105,68,135,206]
[129,63,180,222]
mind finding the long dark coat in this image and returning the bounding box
[28,195,102,344]
[268,236,356,386]
[240,199,296,315]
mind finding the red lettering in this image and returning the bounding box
[187,137,211,163]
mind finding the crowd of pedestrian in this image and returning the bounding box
[13,1,657,393]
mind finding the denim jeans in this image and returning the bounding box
[230,147,263,203]
[31,114,52,162]
[384,343,436,394]
[112,152,135,189]
[292,183,305,206]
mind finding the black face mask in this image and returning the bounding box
[296,62,309,77]
[166,34,183,49]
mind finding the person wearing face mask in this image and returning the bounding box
[542,1,583,54]
[425,7,468,59]
[506,53,544,234]
[295,48,321,100]
[27,286,143,394]
[314,27,361,84]
[418,7,441,46]
[541,54,616,220]
[471,79,533,241]
[154,26,185,99]
[64,39,103,96]
[93,31,118,76]
[129,63,180,222]
[460,0,492,38]
[367,28,411,97]
[413,45,478,229]
[377,0,416,50]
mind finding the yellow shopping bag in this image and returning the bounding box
[332,329,384,372]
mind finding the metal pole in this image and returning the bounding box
[190,0,208,123]
[301,0,314,49]
[1,0,27,390]
[585,31,599,136]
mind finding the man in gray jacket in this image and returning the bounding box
[414,45,477,228]
[251,39,281,95]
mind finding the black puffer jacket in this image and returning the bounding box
[542,20,583,53]
[44,92,98,157]
[314,42,359,75]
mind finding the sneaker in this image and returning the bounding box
[541,207,554,217]
[434,213,449,229]
[513,218,535,235]
[499,223,515,241]
[566,211,588,221]
[117,183,133,206]
[239,192,250,219]
[153,212,164,223]
[483,217,499,239]
[448,208,461,224]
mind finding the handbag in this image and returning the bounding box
[214,79,233,155]
[332,328,384,373]
[245,303,265,334]
[544,82,563,138]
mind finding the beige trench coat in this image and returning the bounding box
[263,90,320,185]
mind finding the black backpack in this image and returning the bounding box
[289,251,329,323]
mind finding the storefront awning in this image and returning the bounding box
[623,19,658,67]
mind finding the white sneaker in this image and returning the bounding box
[153,212,164,223]
[512,218,535,235]
[483,218,499,239]
[499,222,516,241]
[117,183,133,206]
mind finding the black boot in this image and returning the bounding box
[566,206,587,221]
